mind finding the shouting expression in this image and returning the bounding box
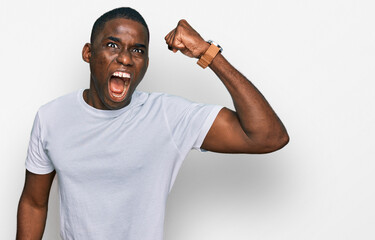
[82,18,149,110]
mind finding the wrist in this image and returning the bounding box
[197,40,223,69]
[197,41,211,58]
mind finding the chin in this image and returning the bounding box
[104,95,132,110]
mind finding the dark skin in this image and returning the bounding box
[17,170,55,239]
[82,18,149,110]
[165,20,289,153]
[17,18,288,239]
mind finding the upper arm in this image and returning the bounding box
[201,108,287,154]
[20,170,56,208]
[201,108,254,153]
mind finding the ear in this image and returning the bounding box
[82,43,91,63]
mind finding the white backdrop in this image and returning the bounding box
[1,0,374,239]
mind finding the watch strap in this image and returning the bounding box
[197,43,221,69]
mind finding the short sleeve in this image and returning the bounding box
[162,94,223,154]
[25,112,55,174]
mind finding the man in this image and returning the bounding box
[17,7,288,240]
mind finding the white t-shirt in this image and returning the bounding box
[26,89,222,240]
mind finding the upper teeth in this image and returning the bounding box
[112,72,130,78]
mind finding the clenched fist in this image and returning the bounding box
[165,20,210,58]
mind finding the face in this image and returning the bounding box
[82,18,149,110]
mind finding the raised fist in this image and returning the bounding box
[165,20,210,58]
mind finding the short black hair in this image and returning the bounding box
[90,7,149,44]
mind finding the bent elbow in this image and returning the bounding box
[269,132,289,152]
[253,132,290,154]
[276,132,290,150]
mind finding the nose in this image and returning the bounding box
[116,49,134,66]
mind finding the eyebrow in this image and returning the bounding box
[106,36,147,49]
[107,36,121,42]
[134,43,147,49]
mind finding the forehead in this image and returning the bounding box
[96,18,148,45]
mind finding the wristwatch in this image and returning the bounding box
[197,40,223,69]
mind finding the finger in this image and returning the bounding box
[167,29,180,52]
[165,27,175,40]
[170,30,178,48]
[170,30,177,48]
[171,31,186,51]
[165,29,176,46]
[165,29,174,42]
[167,35,174,51]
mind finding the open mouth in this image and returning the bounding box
[108,71,131,101]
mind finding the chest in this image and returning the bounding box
[43,114,177,181]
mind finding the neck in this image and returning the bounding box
[83,86,108,110]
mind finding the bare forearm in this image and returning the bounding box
[16,199,47,240]
[209,53,289,148]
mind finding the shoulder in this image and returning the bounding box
[138,91,195,106]
[39,90,78,111]
[37,90,80,121]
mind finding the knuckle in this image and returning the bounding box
[178,19,187,25]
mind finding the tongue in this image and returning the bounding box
[109,77,125,94]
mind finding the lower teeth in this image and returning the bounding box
[112,90,126,98]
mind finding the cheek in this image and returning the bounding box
[91,56,113,82]
[94,58,109,71]
[92,51,114,68]
[137,60,148,76]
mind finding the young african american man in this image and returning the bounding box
[17,7,289,240]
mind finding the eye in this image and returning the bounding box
[106,42,119,48]
[132,48,144,54]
